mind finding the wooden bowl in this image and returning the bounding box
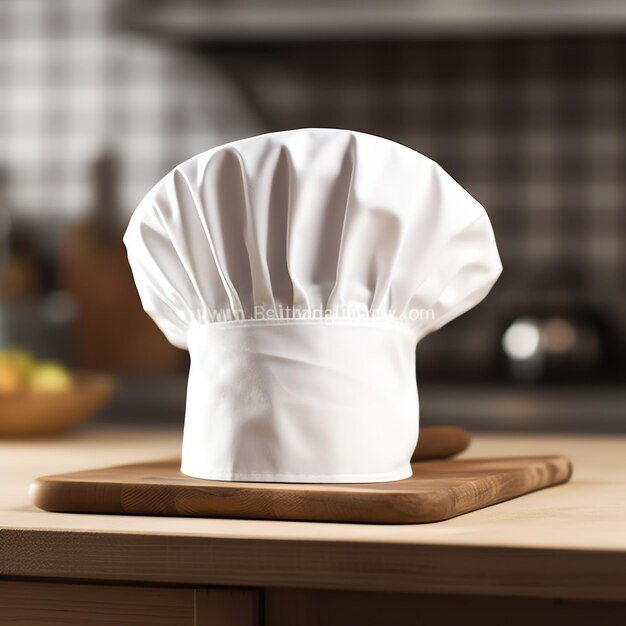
[0,373,115,437]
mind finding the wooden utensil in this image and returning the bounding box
[412,426,471,461]
[62,151,184,372]
[31,454,572,524]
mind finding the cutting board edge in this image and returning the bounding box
[30,455,573,525]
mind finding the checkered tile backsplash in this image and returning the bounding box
[1,0,625,369]
[0,0,261,222]
[257,36,626,371]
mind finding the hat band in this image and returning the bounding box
[181,319,418,483]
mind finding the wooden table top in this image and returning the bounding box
[1,427,625,600]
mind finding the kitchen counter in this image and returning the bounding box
[1,427,625,624]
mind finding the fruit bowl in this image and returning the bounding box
[0,373,115,436]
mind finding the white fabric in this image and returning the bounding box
[124,128,502,483]
[182,320,418,482]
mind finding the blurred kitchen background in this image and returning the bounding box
[1,0,625,432]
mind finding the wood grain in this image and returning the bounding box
[195,588,261,626]
[2,429,625,601]
[0,581,260,625]
[264,589,626,626]
[0,581,195,625]
[30,455,571,524]
[3,529,626,601]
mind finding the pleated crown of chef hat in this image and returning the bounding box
[124,129,502,483]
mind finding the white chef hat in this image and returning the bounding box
[124,129,501,483]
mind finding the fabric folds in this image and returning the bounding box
[124,129,502,483]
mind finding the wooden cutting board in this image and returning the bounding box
[31,455,572,524]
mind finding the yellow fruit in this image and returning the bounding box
[0,348,35,382]
[28,362,73,392]
[0,361,23,394]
